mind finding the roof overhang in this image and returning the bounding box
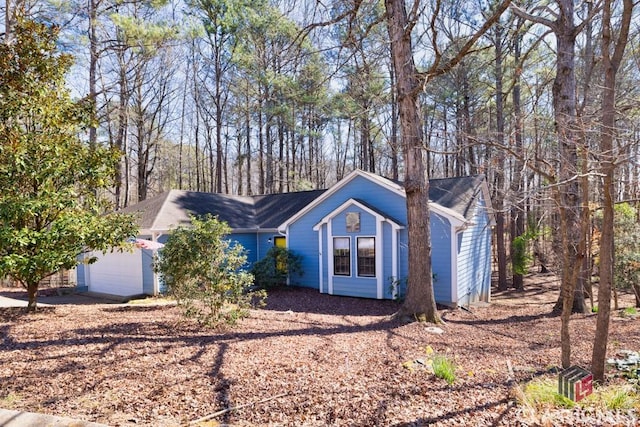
[278,169,405,232]
[313,198,405,231]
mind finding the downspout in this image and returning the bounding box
[391,223,399,299]
[152,232,160,295]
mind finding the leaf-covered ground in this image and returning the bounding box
[0,277,638,426]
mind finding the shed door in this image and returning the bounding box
[87,250,143,297]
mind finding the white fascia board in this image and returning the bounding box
[429,203,467,228]
[279,169,404,232]
[479,181,496,226]
[314,198,404,230]
[235,228,273,234]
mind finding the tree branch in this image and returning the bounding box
[509,2,556,31]
[189,392,289,425]
[423,0,512,82]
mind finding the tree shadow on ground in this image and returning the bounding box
[389,396,512,427]
[261,286,400,316]
[442,310,558,326]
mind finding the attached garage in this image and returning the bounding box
[82,249,147,298]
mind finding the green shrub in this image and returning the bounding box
[432,355,456,384]
[516,376,640,416]
[250,247,303,289]
[155,215,263,327]
[516,378,575,410]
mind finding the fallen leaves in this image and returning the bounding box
[0,283,638,426]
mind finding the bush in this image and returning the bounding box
[432,355,457,385]
[155,215,263,327]
[250,246,303,289]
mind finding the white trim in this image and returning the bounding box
[430,203,467,228]
[314,198,404,230]
[318,225,323,293]
[331,236,352,278]
[152,232,160,295]
[376,220,383,299]
[451,226,460,305]
[391,224,398,299]
[279,169,405,232]
[479,180,496,226]
[327,221,334,294]
[355,236,377,279]
[314,199,407,300]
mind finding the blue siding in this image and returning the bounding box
[456,197,492,306]
[333,276,377,298]
[230,232,259,265]
[382,222,394,299]
[82,173,492,303]
[397,230,409,297]
[288,219,321,289]
[288,179,408,298]
[430,212,453,303]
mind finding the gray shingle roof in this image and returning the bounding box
[428,175,487,219]
[120,189,326,232]
[120,172,487,233]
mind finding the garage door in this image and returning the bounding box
[86,250,143,297]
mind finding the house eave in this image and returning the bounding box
[278,169,404,232]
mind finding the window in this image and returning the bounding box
[357,237,375,277]
[346,212,360,232]
[333,237,350,276]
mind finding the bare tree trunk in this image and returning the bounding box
[592,0,633,383]
[26,281,38,312]
[88,0,98,149]
[115,48,129,208]
[385,0,439,323]
[258,99,265,194]
[4,0,24,44]
[493,22,508,291]
[516,0,585,367]
[511,18,525,289]
[245,86,252,196]
[389,63,399,181]
[385,0,508,322]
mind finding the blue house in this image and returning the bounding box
[77,170,494,307]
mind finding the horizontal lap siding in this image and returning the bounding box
[333,277,377,298]
[330,208,377,297]
[76,262,87,291]
[397,230,409,298]
[289,175,407,294]
[141,249,155,294]
[430,213,452,304]
[457,198,492,305]
[383,222,394,299]
[230,233,259,265]
[289,220,320,289]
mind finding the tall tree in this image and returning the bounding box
[190,0,248,193]
[385,0,510,322]
[512,0,598,367]
[0,19,137,310]
[591,0,633,383]
[489,18,508,291]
